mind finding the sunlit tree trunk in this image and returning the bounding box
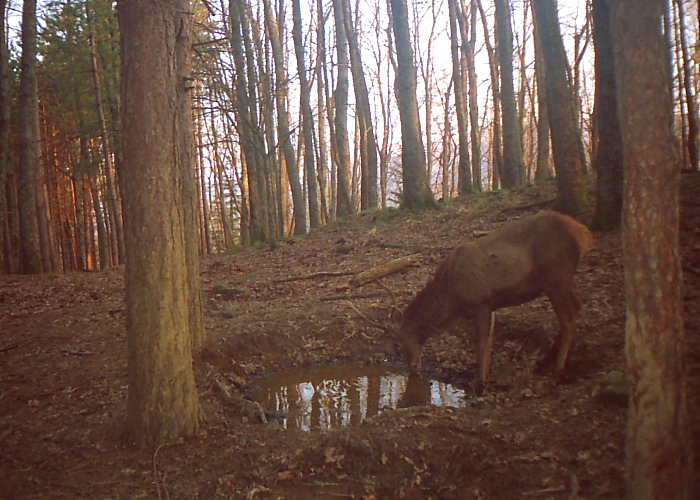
[119,0,202,448]
[611,0,694,497]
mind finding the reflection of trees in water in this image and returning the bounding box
[257,366,467,431]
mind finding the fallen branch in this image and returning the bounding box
[273,270,355,283]
[347,254,421,289]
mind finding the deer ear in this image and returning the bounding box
[390,306,403,325]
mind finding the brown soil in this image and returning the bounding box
[2,176,700,500]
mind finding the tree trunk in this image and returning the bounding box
[531,0,589,214]
[332,0,355,217]
[674,0,698,171]
[532,11,552,182]
[388,0,435,209]
[87,23,125,265]
[448,0,472,194]
[494,0,526,188]
[264,0,307,235]
[0,0,10,272]
[343,0,379,210]
[590,0,623,230]
[229,0,269,244]
[18,0,43,274]
[611,0,694,497]
[476,0,503,190]
[292,0,322,227]
[119,0,201,448]
[466,0,482,191]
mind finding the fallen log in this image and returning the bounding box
[347,253,421,289]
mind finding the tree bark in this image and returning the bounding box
[494,0,526,188]
[119,0,201,448]
[264,0,308,235]
[0,0,10,272]
[18,0,43,274]
[332,0,355,217]
[343,0,379,210]
[532,10,551,182]
[292,0,322,227]
[611,0,694,497]
[590,0,622,230]
[674,0,698,171]
[531,0,589,214]
[448,0,472,194]
[465,0,482,191]
[388,0,435,209]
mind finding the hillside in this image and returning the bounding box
[1,175,699,499]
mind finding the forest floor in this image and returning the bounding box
[2,175,700,500]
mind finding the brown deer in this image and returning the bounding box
[346,210,594,380]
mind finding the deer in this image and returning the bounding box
[345,210,594,381]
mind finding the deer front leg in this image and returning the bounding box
[474,310,495,380]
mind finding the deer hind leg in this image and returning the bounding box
[474,310,496,380]
[547,288,582,373]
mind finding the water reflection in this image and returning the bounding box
[250,363,468,431]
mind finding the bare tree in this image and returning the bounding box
[448,0,472,194]
[388,0,435,208]
[343,0,379,210]
[532,0,589,214]
[332,0,355,216]
[264,0,308,235]
[494,0,526,188]
[611,0,694,497]
[292,0,322,227]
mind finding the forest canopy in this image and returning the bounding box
[0,0,698,271]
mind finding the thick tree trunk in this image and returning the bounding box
[494,0,526,189]
[590,0,622,230]
[119,0,201,448]
[532,0,589,214]
[611,0,694,497]
[18,0,43,274]
[389,0,435,209]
